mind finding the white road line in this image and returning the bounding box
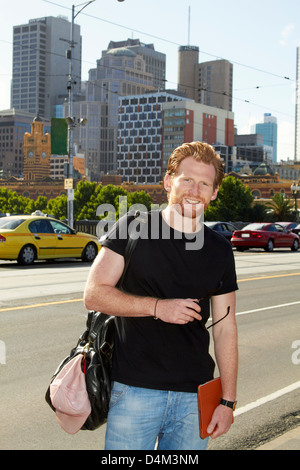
[235,381,300,417]
[236,301,300,317]
[211,302,300,417]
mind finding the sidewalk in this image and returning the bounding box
[256,425,300,450]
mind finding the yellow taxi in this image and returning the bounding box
[0,213,100,265]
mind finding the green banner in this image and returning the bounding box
[51,118,68,155]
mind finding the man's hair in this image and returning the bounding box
[166,141,224,189]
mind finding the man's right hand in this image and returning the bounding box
[154,299,202,324]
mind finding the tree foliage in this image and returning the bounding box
[205,176,254,221]
[266,193,294,221]
[0,182,154,221]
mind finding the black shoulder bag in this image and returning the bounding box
[45,211,146,431]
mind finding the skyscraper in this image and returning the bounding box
[11,16,81,119]
[107,39,166,91]
[196,59,233,111]
[177,46,233,111]
[255,113,278,163]
[66,40,158,180]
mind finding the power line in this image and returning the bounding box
[42,0,295,83]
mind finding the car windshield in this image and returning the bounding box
[0,218,25,229]
[242,223,267,231]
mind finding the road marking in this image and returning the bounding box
[236,301,300,317]
[0,298,83,313]
[1,272,300,314]
[235,381,300,417]
[238,272,300,282]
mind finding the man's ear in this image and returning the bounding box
[164,173,171,192]
[210,186,219,201]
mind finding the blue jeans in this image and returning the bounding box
[104,381,209,450]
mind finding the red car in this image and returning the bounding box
[231,223,300,252]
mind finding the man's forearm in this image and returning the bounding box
[84,284,156,318]
[214,323,238,401]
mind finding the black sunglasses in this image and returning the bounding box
[197,282,231,330]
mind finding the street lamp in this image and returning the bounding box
[67,0,126,227]
[290,181,300,221]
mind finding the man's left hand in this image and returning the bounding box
[206,404,234,439]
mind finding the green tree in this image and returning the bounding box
[266,193,294,221]
[46,194,68,220]
[205,176,253,221]
[248,202,271,222]
[74,180,98,220]
[0,188,31,214]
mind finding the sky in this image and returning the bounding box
[1,0,300,162]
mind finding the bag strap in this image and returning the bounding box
[87,211,149,344]
[117,210,148,287]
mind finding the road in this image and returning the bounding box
[0,250,300,450]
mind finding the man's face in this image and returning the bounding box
[164,156,219,219]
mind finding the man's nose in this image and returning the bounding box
[190,182,201,196]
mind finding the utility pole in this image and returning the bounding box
[66,0,126,228]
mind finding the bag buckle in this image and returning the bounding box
[100,341,112,356]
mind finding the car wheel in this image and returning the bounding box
[291,239,299,251]
[18,244,36,265]
[82,242,97,262]
[264,239,274,252]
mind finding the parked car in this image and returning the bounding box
[277,222,300,234]
[292,224,300,235]
[231,222,300,252]
[0,215,100,265]
[204,221,238,242]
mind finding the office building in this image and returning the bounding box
[11,16,81,119]
[107,39,166,91]
[255,113,278,163]
[177,46,233,111]
[196,59,233,111]
[118,91,186,183]
[178,46,199,100]
[67,40,159,181]
[162,100,234,174]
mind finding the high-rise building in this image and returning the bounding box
[196,59,233,111]
[255,113,278,163]
[177,46,233,111]
[118,91,186,184]
[295,46,300,161]
[107,39,166,91]
[162,100,234,174]
[11,16,81,119]
[177,46,199,100]
[66,40,159,180]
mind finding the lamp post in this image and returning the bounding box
[66,0,126,228]
[290,181,300,222]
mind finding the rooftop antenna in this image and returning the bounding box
[188,6,191,45]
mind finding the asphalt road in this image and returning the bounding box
[0,249,300,450]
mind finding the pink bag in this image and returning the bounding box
[50,354,91,434]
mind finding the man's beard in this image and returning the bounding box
[169,194,207,218]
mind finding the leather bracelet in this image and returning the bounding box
[153,298,159,320]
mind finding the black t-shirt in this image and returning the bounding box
[102,211,238,393]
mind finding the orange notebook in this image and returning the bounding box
[197,377,234,439]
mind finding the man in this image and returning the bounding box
[84,142,238,450]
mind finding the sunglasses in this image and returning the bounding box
[197,282,230,330]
